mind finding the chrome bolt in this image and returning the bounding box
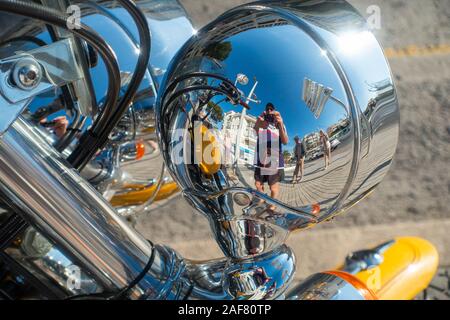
[12,57,43,91]
[233,192,251,206]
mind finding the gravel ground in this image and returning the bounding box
[418,267,450,300]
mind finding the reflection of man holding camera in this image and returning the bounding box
[253,103,289,205]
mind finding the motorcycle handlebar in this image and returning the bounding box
[239,100,250,110]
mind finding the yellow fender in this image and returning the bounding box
[352,237,439,300]
[110,181,179,207]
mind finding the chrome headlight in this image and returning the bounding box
[158,0,399,237]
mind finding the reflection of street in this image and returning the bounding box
[346,125,399,203]
[235,139,352,210]
[120,141,164,182]
[232,125,398,212]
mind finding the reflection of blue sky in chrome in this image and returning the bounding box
[309,26,393,114]
[80,7,193,99]
[208,24,349,150]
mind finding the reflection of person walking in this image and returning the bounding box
[320,130,331,169]
[293,136,305,184]
[254,103,289,209]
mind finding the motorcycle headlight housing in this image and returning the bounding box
[157,1,399,237]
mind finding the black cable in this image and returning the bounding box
[182,284,194,300]
[160,84,235,146]
[55,113,86,152]
[0,1,150,171]
[0,1,121,154]
[159,79,249,154]
[110,240,156,300]
[66,240,156,300]
[165,85,244,112]
[161,72,237,106]
[0,27,80,151]
[0,35,47,47]
[44,19,96,153]
[67,0,151,169]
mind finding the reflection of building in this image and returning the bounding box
[303,132,321,151]
[223,111,257,164]
[204,14,289,44]
[365,79,395,118]
[178,13,289,69]
[180,56,225,76]
[327,118,350,139]
[95,0,187,20]
[367,79,393,93]
[294,3,365,35]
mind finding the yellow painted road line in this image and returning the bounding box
[385,44,450,58]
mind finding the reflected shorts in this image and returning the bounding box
[254,167,284,186]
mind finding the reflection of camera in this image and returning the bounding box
[264,114,275,124]
[41,120,57,128]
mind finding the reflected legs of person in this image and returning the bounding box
[270,179,280,200]
[147,139,159,154]
[325,142,331,168]
[255,178,265,207]
[293,136,305,183]
[320,130,331,170]
[293,157,304,184]
[254,168,282,210]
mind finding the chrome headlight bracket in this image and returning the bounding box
[0,38,84,135]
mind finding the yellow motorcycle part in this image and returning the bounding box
[135,140,146,160]
[325,270,378,300]
[140,127,156,134]
[110,181,179,207]
[353,237,439,300]
[196,124,221,176]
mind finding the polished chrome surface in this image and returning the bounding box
[0,38,82,134]
[0,0,194,200]
[12,57,43,91]
[0,38,82,104]
[286,272,367,300]
[157,0,399,258]
[342,239,395,274]
[41,0,98,117]
[0,115,295,299]
[222,244,295,300]
[0,117,189,299]
[171,244,294,300]
[73,0,194,198]
[4,226,102,295]
[0,0,403,300]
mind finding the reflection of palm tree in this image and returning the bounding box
[205,101,224,122]
[204,41,232,61]
[283,150,291,162]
